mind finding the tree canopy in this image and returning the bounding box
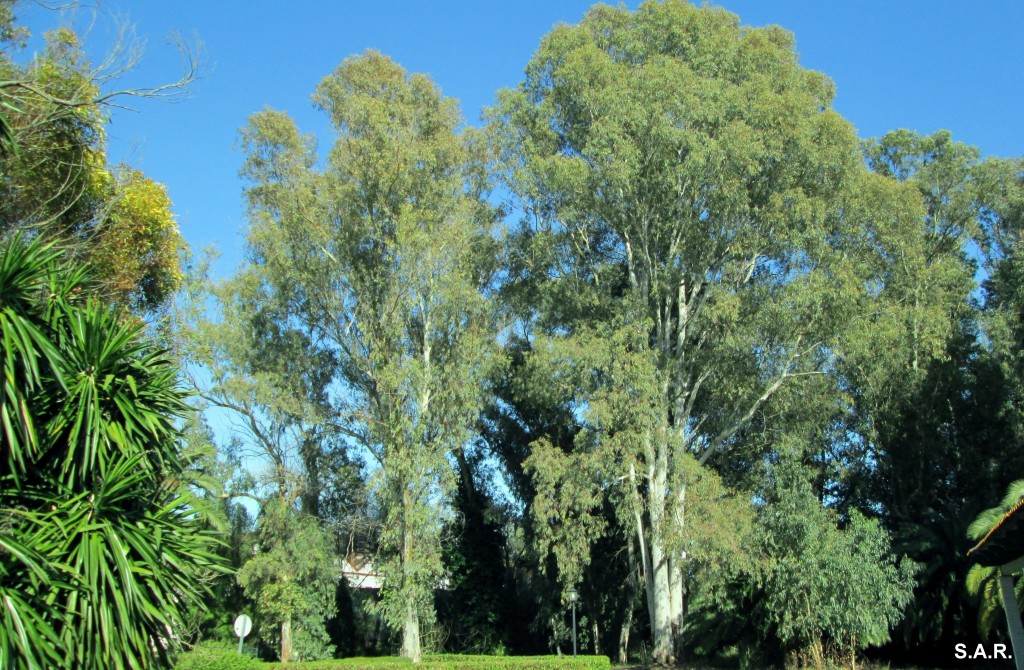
[9,2,1020,668]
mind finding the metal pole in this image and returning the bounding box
[238,634,243,655]
[571,601,577,657]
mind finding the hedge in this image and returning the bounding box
[421,655,610,670]
[174,649,611,670]
[174,644,262,670]
[269,656,610,670]
[267,659,412,670]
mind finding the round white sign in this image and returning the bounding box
[234,614,253,639]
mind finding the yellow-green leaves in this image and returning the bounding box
[91,169,184,310]
[0,22,185,314]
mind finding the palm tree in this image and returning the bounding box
[966,480,1024,639]
[0,234,224,670]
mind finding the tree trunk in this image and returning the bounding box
[647,430,674,666]
[281,614,293,663]
[401,498,422,663]
[402,603,421,662]
[649,539,674,665]
[618,604,633,664]
[619,539,638,665]
[669,555,685,662]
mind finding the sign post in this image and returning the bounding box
[234,614,253,654]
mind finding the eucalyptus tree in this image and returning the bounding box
[844,134,1024,654]
[854,131,986,514]
[489,1,927,662]
[236,52,496,661]
[980,154,1024,441]
[170,252,361,663]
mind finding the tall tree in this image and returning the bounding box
[236,51,496,661]
[840,132,1024,656]
[169,252,363,662]
[488,1,927,662]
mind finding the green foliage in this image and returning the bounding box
[418,656,610,670]
[267,659,411,670]
[487,1,939,662]
[174,654,612,670]
[265,656,610,670]
[174,643,262,670]
[965,480,1024,639]
[833,132,1024,657]
[238,499,339,662]
[441,452,513,654]
[0,10,185,311]
[236,50,498,660]
[759,459,916,666]
[0,234,224,670]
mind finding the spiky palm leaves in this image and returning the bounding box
[0,234,223,669]
[966,480,1024,638]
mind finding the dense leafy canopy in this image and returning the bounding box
[223,51,499,662]
[7,2,1020,668]
[0,5,186,311]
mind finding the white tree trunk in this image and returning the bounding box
[402,603,421,662]
[649,538,674,665]
[281,615,293,663]
[670,555,685,661]
[647,444,674,665]
[401,503,422,663]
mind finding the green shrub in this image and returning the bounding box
[175,653,610,670]
[421,656,610,670]
[267,658,412,670]
[174,643,262,670]
[263,655,610,670]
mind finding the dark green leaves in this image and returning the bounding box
[0,234,224,670]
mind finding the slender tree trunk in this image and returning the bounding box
[669,555,685,662]
[646,427,674,666]
[401,496,422,662]
[629,463,655,630]
[670,481,687,662]
[649,538,673,665]
[402,603,421,662]
[619,540,638,664]
[281,614,293,663]
[618,605,633,664]
[648,458,674,666]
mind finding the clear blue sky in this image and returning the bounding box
[16,1,1024,278]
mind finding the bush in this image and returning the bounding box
[173,652,611,670]
[174,643,262,670]
[268,656,610,670]
[421,657,610,670]
[0,235,224,670]
[266,658,411,670]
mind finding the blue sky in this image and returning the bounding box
[16,1,1024,278]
